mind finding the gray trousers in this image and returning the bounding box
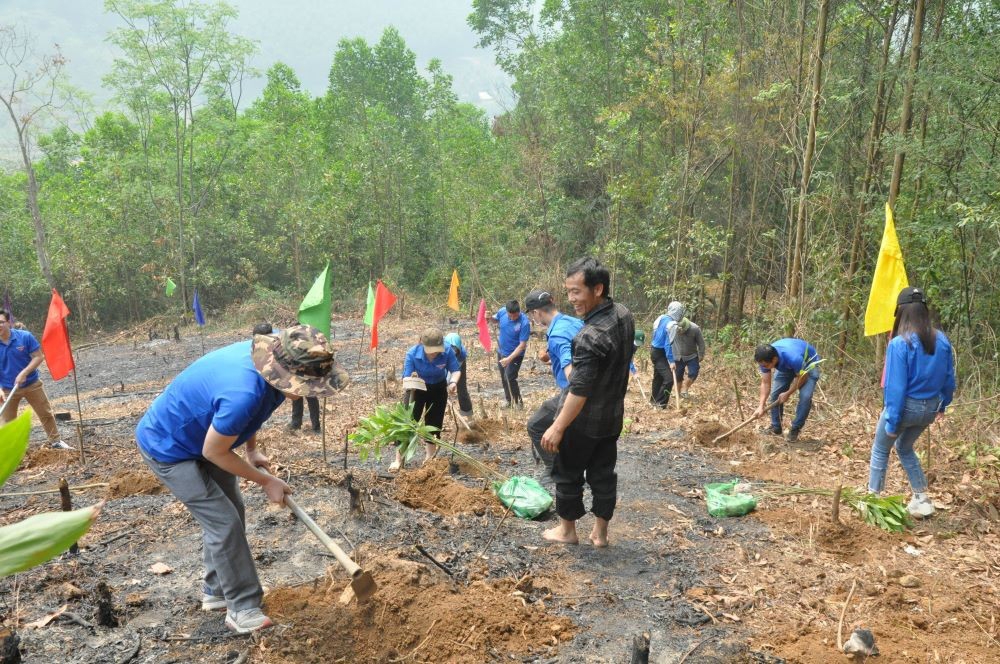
[527,394,560,475]
[139,446,263,612]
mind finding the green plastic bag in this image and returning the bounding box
[493,476,553,520]
[704,480,757,517]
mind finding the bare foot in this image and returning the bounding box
[422,443,438,466]
[589,530,609,548]
[542,524,579,545]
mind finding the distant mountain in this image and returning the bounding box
[2,0,511,132]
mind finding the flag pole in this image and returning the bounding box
[198,326,206,355]
[321,398,328,464]
[356,326,367,370]
[70,369,86,464]
[373,348,380,404]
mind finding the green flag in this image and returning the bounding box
[298,261,331,339]
[363,281,375,326]
[165,277,177,297]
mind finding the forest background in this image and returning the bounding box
[1,0,998,394]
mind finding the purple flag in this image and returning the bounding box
[192,289,206,326]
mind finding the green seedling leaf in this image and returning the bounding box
[0,410,33,488]
[0,504,102,577]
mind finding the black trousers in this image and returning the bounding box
[551,426,619,521]
[650,347,674,407]
[497,352,524,405]
[290,397,320,430]
[412,380,448,433]
[527,394,561,474]
[455,357,473,415]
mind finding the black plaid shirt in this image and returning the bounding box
[563,298,635,438]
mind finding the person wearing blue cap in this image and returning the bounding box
[867,287,955,518]
[444,332,473,420]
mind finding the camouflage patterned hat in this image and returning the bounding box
[252,325,350,398]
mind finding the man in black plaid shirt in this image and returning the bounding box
[541,256,634,547]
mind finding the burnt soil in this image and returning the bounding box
[1,311,997,663]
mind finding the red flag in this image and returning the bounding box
[476,298,492,352]
[41,289,75,381]
[370,280,397,350]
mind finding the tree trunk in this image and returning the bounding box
[20,141,57,291]
[788,0,831,301]
[888,0,927,209]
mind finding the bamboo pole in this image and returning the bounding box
[71,370,86,464]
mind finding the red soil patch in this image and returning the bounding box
[263,553,574,663]
[105,469,164,499]
[19,447,74,469]
[394,459,496,516]
[692,420,751,447]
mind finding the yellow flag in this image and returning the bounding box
[864,203,909,336]
[447,270,460,311]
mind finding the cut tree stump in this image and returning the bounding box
[629,632,650,664]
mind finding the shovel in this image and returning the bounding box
[258,466,377,602]
[0,385,18,420]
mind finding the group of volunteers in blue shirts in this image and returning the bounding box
[117,268,953,638]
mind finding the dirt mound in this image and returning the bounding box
[263,553,574,663]
[692,420,749,446]
[19,447,74,469]
[394,459,496,515]
[105,469,164,499]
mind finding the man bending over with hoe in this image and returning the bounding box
[752,338,822,443]
[541,257,634,547]
[135,326,348,634]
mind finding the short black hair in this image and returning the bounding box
[753,344,777,364]
[252,322,273,336]
[0,311,7,322]
[506,300,520,314]
[566,256,611,297]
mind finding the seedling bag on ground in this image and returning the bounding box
[493,476,552,519]
[704,480,757,517]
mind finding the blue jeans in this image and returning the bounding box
[867,397,938,493]
[770,369,819,432]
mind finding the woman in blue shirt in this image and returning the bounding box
[867,287,956,518]
[391,327,462,471]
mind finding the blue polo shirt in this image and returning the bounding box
[402,344,462,384]
[547,312,583,389]
[136,341,285,463]
[883,331,955,433]
[494,308,531,357]
[650,315,675,361]
[0,328,41,389]
[759,338,820,375]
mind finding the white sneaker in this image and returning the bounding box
[907,493,935,518]
[50,440,74,450]
[225,607,274,634]
[201,593,227,611]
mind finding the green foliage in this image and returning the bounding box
[842,489,912,533]
[348,403,439,464]
[0,411,100,578]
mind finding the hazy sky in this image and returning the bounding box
[1,0,512,158]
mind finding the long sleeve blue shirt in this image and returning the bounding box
[883,331,955,434]
[547,312,583,389]
[402,344,461,384]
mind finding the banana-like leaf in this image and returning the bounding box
[0,410,32,488]
[0,505,101,578]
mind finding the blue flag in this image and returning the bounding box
[192,289,206,326]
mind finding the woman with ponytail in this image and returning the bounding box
[867,287,956,518]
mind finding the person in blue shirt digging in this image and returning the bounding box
[444,332,474,420]
[135,325,349,635]
[867,287,955,519]
[491,300,531,408]
[391,327,463,472]
[523,289,583,477]
[753,337,823,442]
